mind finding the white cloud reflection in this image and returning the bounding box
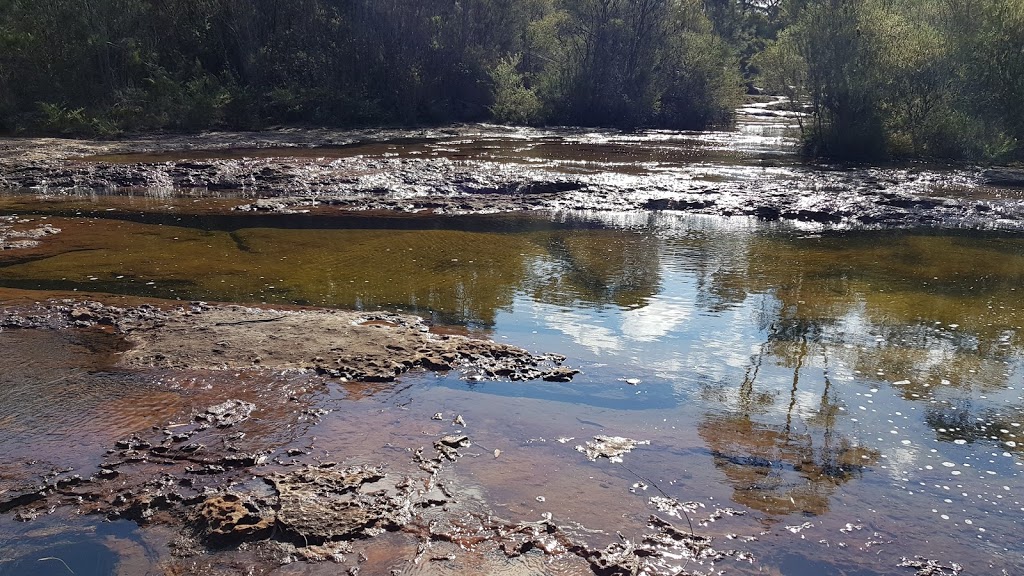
[537,305,623,354]
[620,296,693,341]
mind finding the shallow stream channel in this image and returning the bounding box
[1,102,1023,575]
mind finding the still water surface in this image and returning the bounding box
[1,206,1023,573]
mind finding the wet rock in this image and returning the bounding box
[897,556,964,575]
[649,496,698,520]
[438,435,470,449]
[575,436,650,463]
[878,196,940,210]
[13,509,40,522]
[982,167,1024,187]
[0,219,62,251]
[541,367,580,382]
[70,307,96,321]
[114,436,152,450]
[268,464,412,543]
[95,468,118,480]
[435,435,471,462]
[497,519,568,557]
[234,198,309,215]
[585,515,738,576]
[271,540,354,563]
[3,128,1022,229]
[195,400,256,429]
[117,491,186,522]
[218,453,268,468]
[193,492,275,545]
[782,208,845,223]
[0,488,47,514]
[645,198,715,211]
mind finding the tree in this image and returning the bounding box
[755,0,1023,160]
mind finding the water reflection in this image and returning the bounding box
[2,212,1022,404]
[530,230,662,309]
[700,414,879,516]
[2,210,1024,557]
[699,324,880,516]
[0,518,147,576]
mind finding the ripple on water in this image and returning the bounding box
[0,330,183,473]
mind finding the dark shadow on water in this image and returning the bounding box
[778,552,884,576]
[0,542,116,576]
[0,519,140,576]
[2,205,620,235]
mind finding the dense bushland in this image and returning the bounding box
[2,0,1020,162]
[0,0,741,135]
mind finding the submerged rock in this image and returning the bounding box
[575,436,650,463]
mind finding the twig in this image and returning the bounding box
[617,462,696,536]
[38,557,75,575]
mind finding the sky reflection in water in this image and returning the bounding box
[489,211,1024,569]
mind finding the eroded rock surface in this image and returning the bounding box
[0,299,575,383]
[193,492,275,545]
[0,384,751,576]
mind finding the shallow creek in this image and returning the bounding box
[1,112,1023,575]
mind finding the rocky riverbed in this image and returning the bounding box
[2,104,1020,576]
[0,298,759,576]
[1,106,1023,229]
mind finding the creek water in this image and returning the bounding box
[1,109,1023,575]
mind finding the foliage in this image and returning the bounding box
[0,0,742,135]
[489,55,544,125]
[2,0,1020,162]
[755,0,1024,161]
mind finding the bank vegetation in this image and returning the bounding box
[0,0,1020,161]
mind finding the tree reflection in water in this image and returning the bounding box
[700,317,880,517]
